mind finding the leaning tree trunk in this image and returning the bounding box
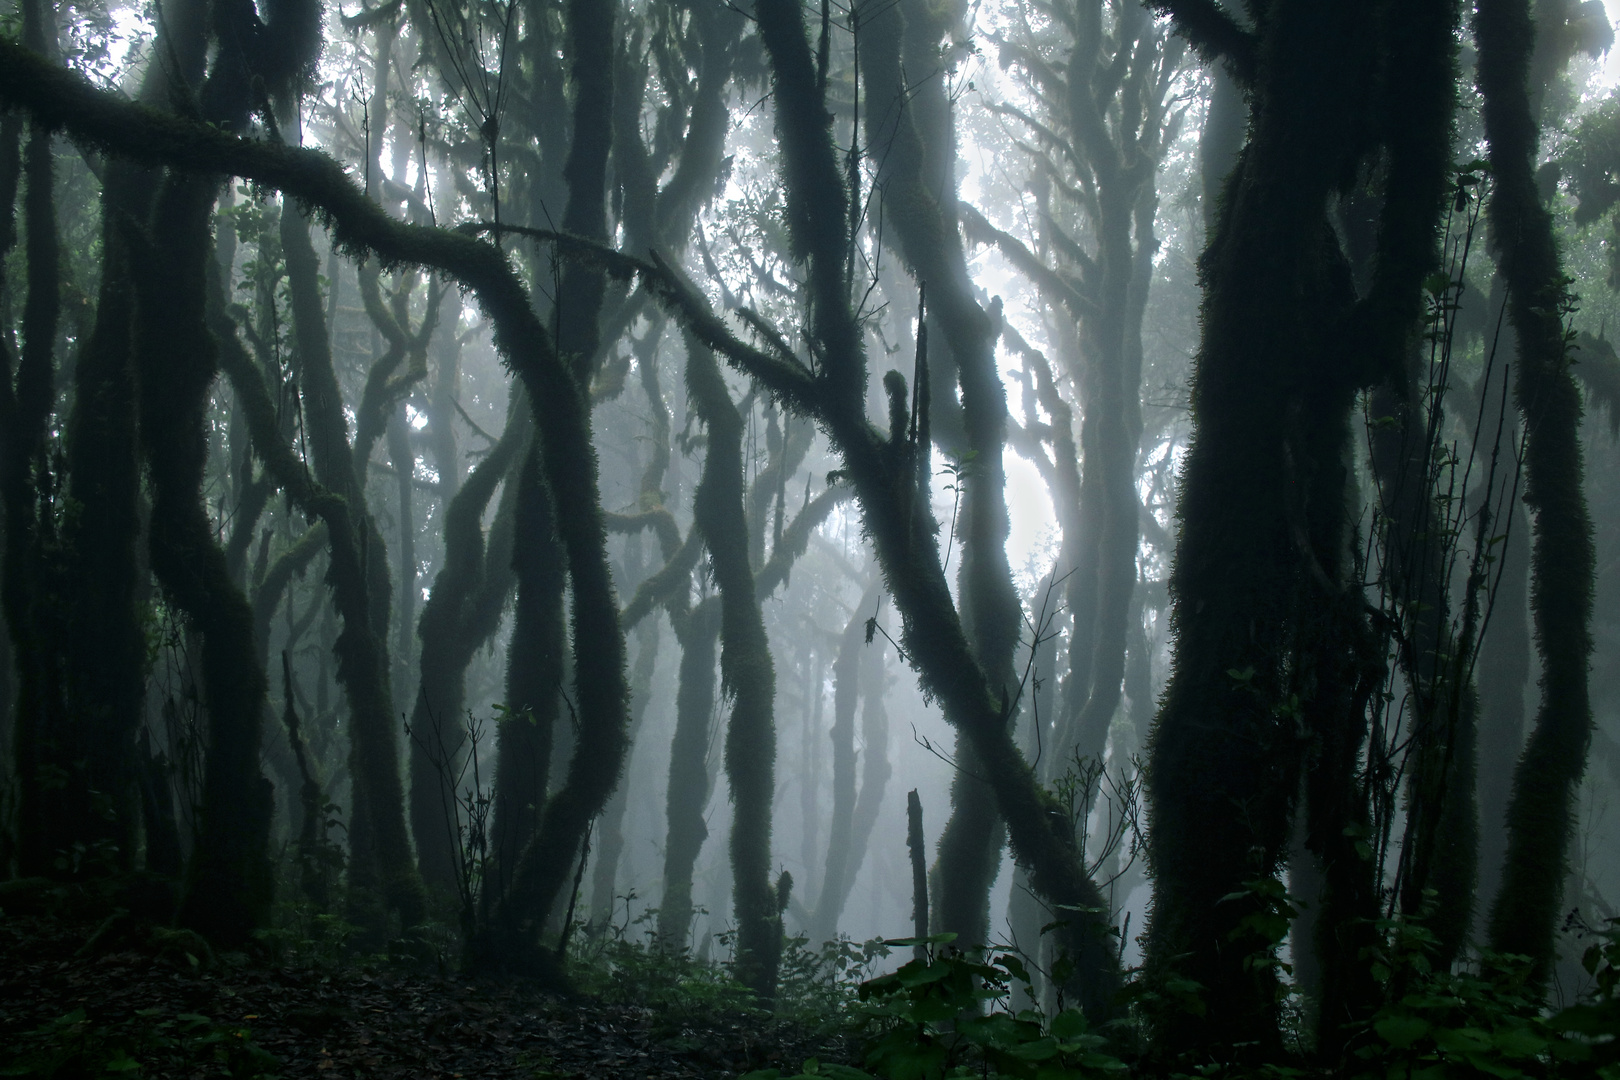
[857,0,1022,954]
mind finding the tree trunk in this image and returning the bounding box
[1476,0,1598,991]
[657,599,720,951]
[409,389,527,893]
[688,332,786,999]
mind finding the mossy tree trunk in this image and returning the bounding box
[61,155,151,877]
[590,327,675,926]
[280,204,425,938]
[686,332,787,1000]
[410,389,528,894]
[3,6,70,878]
[810,577,883,944]
[639,0,1122,1020]
[855,0,1022,953]
[129,0,320,942]
[490,438,567,885]
[1476,0,1598,992]
[1140,0,1459,1055]
[657,597,720,951]
[140,163,271,947]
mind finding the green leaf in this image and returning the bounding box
[1049,1009,1088,1040]
[895,962,953,988]
[995,952,1031,984]
[1004,1034,1060,1061]
[1492,1025,1547,1058]
[1432,1026,1491,1054]
[813,1066,876,1080]
[1375,1014,1432,1049]
[1461,1052,1526,1079]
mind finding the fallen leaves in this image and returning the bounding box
[0,913,849,1079]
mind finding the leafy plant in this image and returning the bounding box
[849,935,1126,1080]
[776,933,896,1030]
[1,1008,278,1079]
[1346,915,1620,1079]
[1545,915,1620,1073]
[566,907,766,1031]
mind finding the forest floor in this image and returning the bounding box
[0,894,853,1079]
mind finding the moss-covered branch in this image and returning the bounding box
[0,42,634,953]
[1143,0,1257,86]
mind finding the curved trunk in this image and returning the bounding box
[857,0,1021,953]
[409,389,527,893]
[490,436,567,877]
[750,0,1119,1019]
[589,332,675,924]
[281,206,424,937]
[141,168,275,944]
[1477,0,1598,990]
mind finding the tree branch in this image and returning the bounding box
[1143,0,1257,87]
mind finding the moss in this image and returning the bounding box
[1476,0,1598,990]
[687,332,784,999]
[856,0,1023,953]
[5,109,71,879]
[223,474,274,585]
[250,523,326,663]
[657,600,721,952]
[1301,0,1464,1046]
[645,2,745,249]
[279,205,424,938]
[490,440,568,886]
[553,0,615,382]
[810,578,883,943]
[409,389,528,893]
[1138,0,1403,1054]
[138,167,275,946]
[744,0,1120,1020]
[469,0,631,965]
[352,267,439,478]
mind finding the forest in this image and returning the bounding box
[1,0,1620,1074]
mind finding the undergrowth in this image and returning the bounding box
[5,877,1615,1080]
[2,1008,279,1080]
